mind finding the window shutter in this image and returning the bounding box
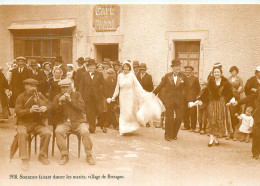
[60,38,72,64]
[14,38,25,58]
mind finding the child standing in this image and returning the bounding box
[195,81,208,134]
[237,106,254,143]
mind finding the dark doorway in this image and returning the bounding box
[94,44,119,63]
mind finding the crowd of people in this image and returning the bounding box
[0,55,259,171]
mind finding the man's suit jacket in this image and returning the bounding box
[137,72,154,92]
[239,85,260,124]
[104,75,117,98]
[75,67,87,91]
[31,69,48,94]
[185,75,200,102]
[153,72,188,108]
[9,67,33,108]
[79,70,106,112]
[245,76,260,96]
[48,91,86,127]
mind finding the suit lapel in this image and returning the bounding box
[167,72,174,86]
[175,74,182,87]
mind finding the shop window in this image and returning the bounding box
[12,28,73,64]
[174,41,200,77]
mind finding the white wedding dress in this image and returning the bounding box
[113,68,165,135]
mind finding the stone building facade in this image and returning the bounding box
[0,4,259,85]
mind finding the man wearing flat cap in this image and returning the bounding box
[182,65,200,132]
[75,57,89,91]
[79,59,106,133]
[153,59,188,141]
[9,56,33,108]
[49,78,95,165]
[15,78,51,171]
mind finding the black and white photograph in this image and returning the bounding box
[0,1,260,185]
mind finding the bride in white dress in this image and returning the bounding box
[108,60,165,135]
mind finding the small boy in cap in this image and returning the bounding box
[49,78,95,165]
[15,78,51,171]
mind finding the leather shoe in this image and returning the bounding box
[21,159,29,171]
[215,141,220,146]
[86,155,95,165]
[38,155,50,165]
[181,127,190,130]
[146,123,151,127]
[89,130,95,134]
[165,137,172,141]
[102,127,107,133]
[59,155,69,165]
[208,142,214,147]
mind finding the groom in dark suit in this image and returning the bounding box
[79,59,106,133]
[153,59,188,141]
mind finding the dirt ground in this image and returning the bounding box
[0,118,260,186]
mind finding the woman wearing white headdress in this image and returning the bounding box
[107,60,165,135]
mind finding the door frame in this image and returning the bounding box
[165,31,208,81]
[87,35,123,62]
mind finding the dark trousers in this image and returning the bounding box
[252,124,260,156]
[55,122,92,156]
[183,100,197,130]
[105,103,118,128]
[198,108,207,130]
[85,96,99,132]
[230,104,241,132]
[17,124,51,160]
[165,104,184,139]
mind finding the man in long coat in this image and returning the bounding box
[153,59,188,141]
[9,56,32,108]
[79,59,106,133]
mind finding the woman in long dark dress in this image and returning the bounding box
[197,66,234,146]
[0,71,10,121]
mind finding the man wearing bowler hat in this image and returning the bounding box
[182,65,200,132]
[137,63,154,127]
[79,59,106,133]
[75,57,89,91]
[30,59,47,95]
[133,60,140,76]
[9,56,33,108]
[153,59,188,141]
[137,63,154,92]
[15,78,51,171]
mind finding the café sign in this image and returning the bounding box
[93,5,120,32]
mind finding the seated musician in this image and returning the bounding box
[15,78,51,171]
[48,78,95,165]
